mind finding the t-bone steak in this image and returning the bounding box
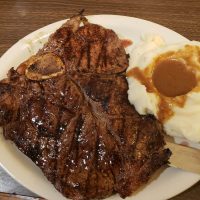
[0,12,171,200]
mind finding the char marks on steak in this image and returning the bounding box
[0,12,171,200]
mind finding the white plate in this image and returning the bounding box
[0,15,199,200]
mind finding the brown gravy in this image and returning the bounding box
[127,63,189,122]
[152,59,197,97]
[127,45,200,122]
[121,39,133,48]
[127,67,154,92]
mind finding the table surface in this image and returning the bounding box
[0,0,199,200]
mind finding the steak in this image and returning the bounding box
[0,12,171,200]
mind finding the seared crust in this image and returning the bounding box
[0,13,171,200]
[64,24,128,74]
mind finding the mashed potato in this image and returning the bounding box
[126,35,200,142]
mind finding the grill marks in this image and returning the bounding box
[96,124,116,197]
[38,14,84,57]
[53,76,68,184]
[0,15,171,200]
[27,81,58,183]
[87,42,91,69]
[64,24,128,74]
[101,31,108,72]
[66,114,96,198]
[56,116,77,192]
[87,125,99,197]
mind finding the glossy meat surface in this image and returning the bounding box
[0,13,171,200]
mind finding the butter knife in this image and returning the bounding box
[166,140,200,174]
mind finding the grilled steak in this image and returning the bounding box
[0,13,171,200]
